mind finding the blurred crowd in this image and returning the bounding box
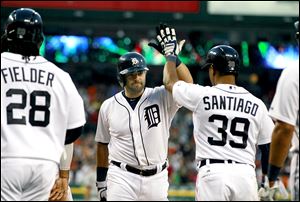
[67,68,291,200]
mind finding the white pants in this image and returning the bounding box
[196,162,259,201]
[1,158,58,201]
[289,152,299,201]
[107,164,169,201]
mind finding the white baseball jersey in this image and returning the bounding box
[1,52,86,163]
[269,63,299,153]
[95,86,178,167]
[173,81,274,168]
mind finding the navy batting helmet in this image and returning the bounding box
[3,8,44,56]
[201,45,240,76]
[117,52,149,87]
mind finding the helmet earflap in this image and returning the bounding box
[117,74,126,87]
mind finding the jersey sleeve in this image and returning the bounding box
[257,102,274,145]
[66,75,86,129]
[269,67,299,126]
[159,85,180,119]
[172,81,203,112]
[95,101,110,143]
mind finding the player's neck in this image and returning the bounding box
[123,88,144,99]
[214,75,236,85]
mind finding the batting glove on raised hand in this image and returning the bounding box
[149,23,185,61]
[96,181,107,201]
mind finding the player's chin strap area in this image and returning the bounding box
[111,160,168,177]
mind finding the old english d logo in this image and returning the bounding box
[144,104,161,129]
[131,58,139,66]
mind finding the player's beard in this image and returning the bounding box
[126,79,146,96]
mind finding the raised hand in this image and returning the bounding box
[149,23,185,58]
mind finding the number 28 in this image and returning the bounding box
[6,89,50,127]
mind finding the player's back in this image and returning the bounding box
[1,52,85,163]
[190,84,273,167]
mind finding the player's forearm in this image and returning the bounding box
[258,143,270,175]
[269,121,294,167]
[59,143,73,181]
[97,142,109,167]
[96,143,109,182]
[163,60,178,93]
[176,63,193,84]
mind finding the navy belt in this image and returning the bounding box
[111,160,167,177]
[198,159,244,168]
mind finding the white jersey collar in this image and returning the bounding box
[1,52,48,64]
[213,84,249,94]
[115,88,151,110]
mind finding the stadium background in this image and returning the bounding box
[1,1,299,201]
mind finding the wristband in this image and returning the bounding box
[176,57,182,67]
[166,55,177,63]
[268,164,281,182]
[97,167,108,181]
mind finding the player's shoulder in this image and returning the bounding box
[280,63,299,81]
[149,85,168,93]
[101,91,122,108]
[174,80,206,90]
[145,85,174,99]
[238,86,263,101]
[222,85,267,107]
[39,57,71,77]
[244,90,267,108]
[1,52,71,77]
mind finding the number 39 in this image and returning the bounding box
[208,114,249,149]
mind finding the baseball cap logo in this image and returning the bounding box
[132,58,139,66]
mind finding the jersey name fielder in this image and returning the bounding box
[95,86,178,168]
[1,52,86,164]
[173,82,273,167]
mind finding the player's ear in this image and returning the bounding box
[212,66,217,77]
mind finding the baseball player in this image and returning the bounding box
[95,50,193,201]
[158,24,274,201]
[1,8,86,201]
[260,20,299,201]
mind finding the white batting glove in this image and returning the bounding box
[258,185,277,201]
[258,176,289,201]
[156,24,185,59]
[96,181,107,201]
